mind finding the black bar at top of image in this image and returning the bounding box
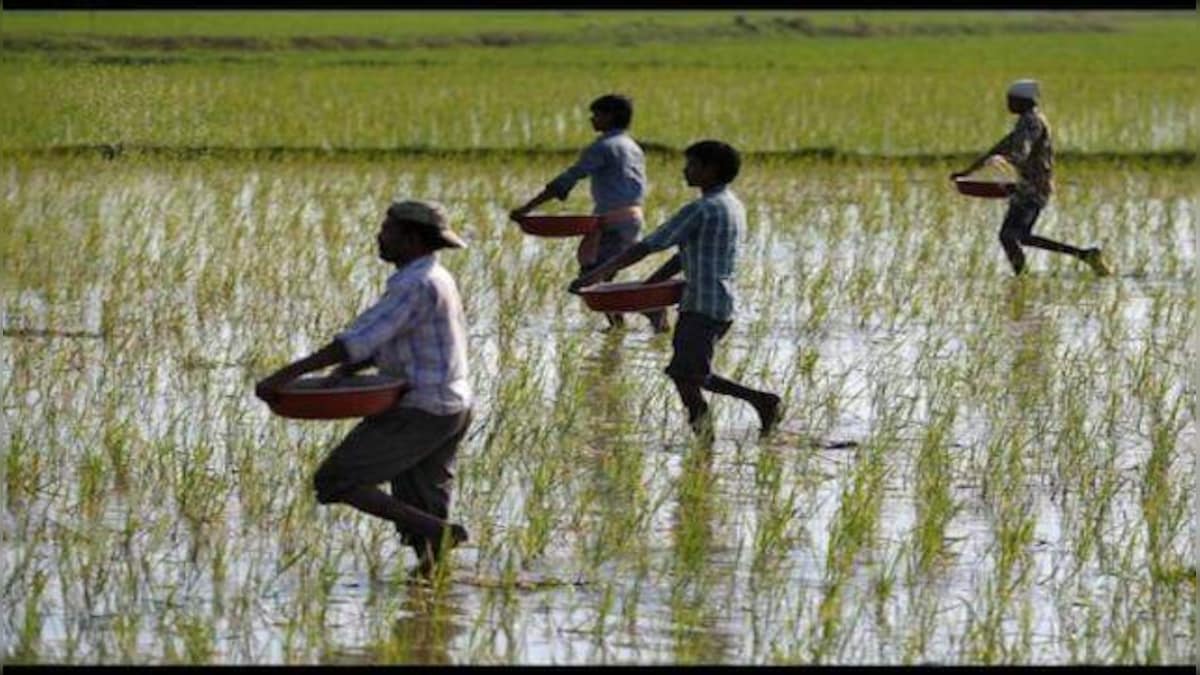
[2,660,1200,674]
[2,0,1197,10]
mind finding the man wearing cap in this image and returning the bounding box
[255,200,473,578]
[953,79,1112,277]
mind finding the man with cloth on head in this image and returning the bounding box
[952,78,1112,277]
[255,199,473,579]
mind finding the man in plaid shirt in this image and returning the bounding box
[953,79,1112,277]
[256,200,472,578]
[570,140,781,438]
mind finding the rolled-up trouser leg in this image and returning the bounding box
[313,406,472,548]
[999,198,1040,275]
[390,410,472,555]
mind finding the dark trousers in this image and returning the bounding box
[999,197,1085,274]
[313,406,472,553]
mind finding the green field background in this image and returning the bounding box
[1,11,1196,156]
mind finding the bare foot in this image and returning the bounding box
[409,523,469,580]
[755,394,781,437]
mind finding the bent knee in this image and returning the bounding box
[313,472,349,505]
[999,231,1023,246]
[665,367,706,387]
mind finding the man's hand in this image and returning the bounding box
[950,170,968,180]
[326,364,352,386]
[254,373,289,404]
[508,206,530,223]
[255,340,349,405]
[328,357,372,385]
[567,274,593,295]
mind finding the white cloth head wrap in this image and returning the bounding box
[1007,79,1040,102]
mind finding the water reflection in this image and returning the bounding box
[1003,281,1054,406]
[4,162,1194,664]
[667,443,735,664]
[329,583,468,664]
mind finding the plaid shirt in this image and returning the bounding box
[336,254,471,416]
[641,184,741,322]
[995,108,1054,206]
[547,129,646,223]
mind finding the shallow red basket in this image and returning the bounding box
[954,178,1015,199]
[516,215,600,238]
[579,279,686,313]
[268,374,408,420]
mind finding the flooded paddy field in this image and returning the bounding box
[1,155,1194,664]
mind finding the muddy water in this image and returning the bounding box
[1,160,1194,664]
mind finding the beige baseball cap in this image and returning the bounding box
[386,199,466,250]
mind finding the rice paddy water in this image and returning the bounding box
[0,10,1196,666]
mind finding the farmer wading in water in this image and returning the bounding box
[255,200,473,579]
[952,79,1113,277]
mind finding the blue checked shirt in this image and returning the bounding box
[336,255,472,416]
[547,129,646,221]
[641,184,741,322]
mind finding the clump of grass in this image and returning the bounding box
[0,151,1193,664]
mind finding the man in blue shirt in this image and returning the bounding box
[570,141,781,439]
[511,94,666,332]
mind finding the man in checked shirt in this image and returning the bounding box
[953,79,1112,277]
[255,200,472,579]
[569,140,781,439]
[510,93,668,333]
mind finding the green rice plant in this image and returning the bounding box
[0,146,1193,663]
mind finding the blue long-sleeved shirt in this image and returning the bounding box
[547,129,646,219]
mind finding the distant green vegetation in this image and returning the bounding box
[0,11,1196,156]
[1,11,1183,43]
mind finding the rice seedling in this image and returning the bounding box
[0,9,1195,666]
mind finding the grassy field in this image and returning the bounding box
[0,12,1197,155]
[0,10,1196,666]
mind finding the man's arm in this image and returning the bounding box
[509,187,557,221]
[511,143,606,220]
[330,356,375,379]
[568,242,654,293]
[255,339,349,403]
[569,199,701,291]
[952,131,1017,179]
[643,254,682,284]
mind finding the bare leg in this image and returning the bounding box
[670,374,711,436]
[703,374,781,436]
[999,231,1026,275]
[333,484,467,548]
[643,309,669,334]
[603,312,626,331]
[1021,234,1085,257]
